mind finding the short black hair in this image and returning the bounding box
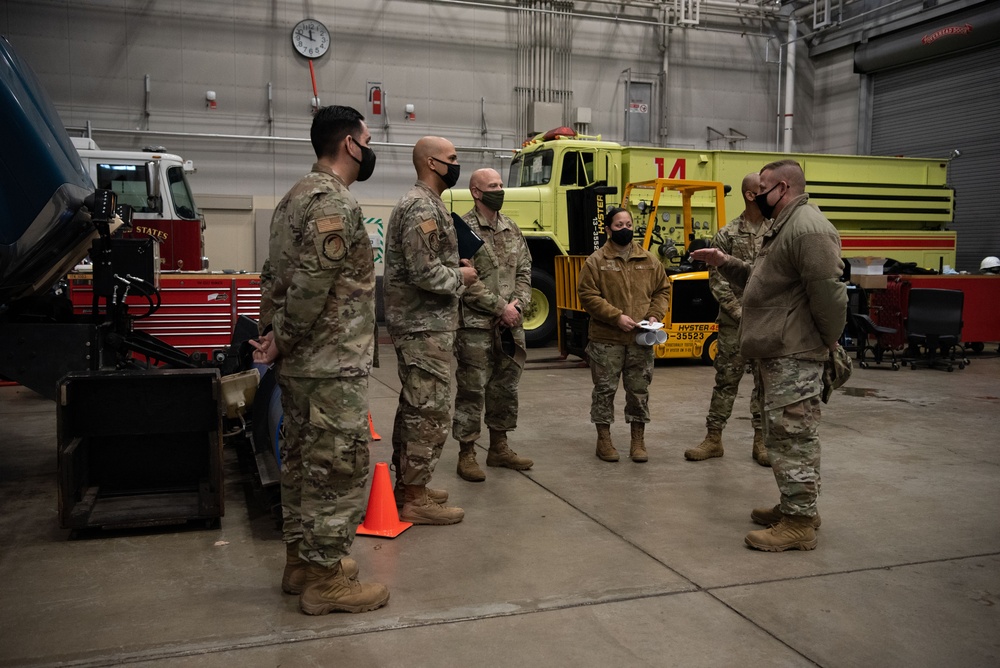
[310,105,365,159]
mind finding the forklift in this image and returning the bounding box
[555,178,728,364]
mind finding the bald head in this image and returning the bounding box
[470,168,504,217]
[741,172,760,203]
[414,136,458,193]
[414,136,450,168]
[470,168,502,192]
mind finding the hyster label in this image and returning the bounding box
[676,324,713,332]
[671,331,707,341]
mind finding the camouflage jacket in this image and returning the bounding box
[264,164,375,378]
[718,194,846,361]
[259,258,275,333]
[384,181,468,337]
[578,241,671,345]
[710,213,767,327]
[459,207,532,330]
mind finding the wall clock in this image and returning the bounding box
[292,18,330,59]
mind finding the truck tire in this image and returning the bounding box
[701,333,718,366]
[524,267,557,347]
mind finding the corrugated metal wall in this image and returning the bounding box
[870,43,1000,272]
[0,0,802,202]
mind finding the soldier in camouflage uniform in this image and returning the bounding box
[685,173,770,466]
[578,208,671,463]
[384,136,479,525]
[453,168,534,482]
[253,106,389,614]
[692,159,847,552]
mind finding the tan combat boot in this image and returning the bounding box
[399,484,464,525]
[394,481,449,508]
[457,441,486,481]
[299,559,389,615]
[752,428,770,467]
[744,514,818,552]
[630,422,648,463]
[282,540,306,595]
[751,504,821,529]
[595,424,619,462]
[486,429,533,470]
[684,428,724,461]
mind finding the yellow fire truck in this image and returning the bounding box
[444,128,955,346]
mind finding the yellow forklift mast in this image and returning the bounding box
[555,178,725,364]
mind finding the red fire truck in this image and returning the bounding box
[72,138,207,271]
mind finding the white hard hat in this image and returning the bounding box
[980,256,1000,273]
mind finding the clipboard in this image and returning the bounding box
[452,212,485,260]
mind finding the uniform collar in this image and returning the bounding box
[600,240,638,260]
[736,212,768,237]
[311,162,348,188]
[413,180,443,202]
[471,207,503,230]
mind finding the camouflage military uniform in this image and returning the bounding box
[585,340,654,424]
[452,207,532,443]
[578,241,670,425]
[755,357,823,516]
[706,214,765,431]
[384,181,469,486]
[262,163,375,568]
[718,194,846,518]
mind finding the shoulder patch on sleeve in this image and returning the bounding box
[316,216,345,234]
[419,219,438,235]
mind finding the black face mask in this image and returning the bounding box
[479,189,505,212]
[755,182,782,219]
[431,157,461,189]
[610,227,634,246]
[349,137,377,182]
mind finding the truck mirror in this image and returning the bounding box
[145,161,162,213]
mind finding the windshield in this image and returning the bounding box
[96,163,157,214]
[508,149,553,187]
[167,166,198,220]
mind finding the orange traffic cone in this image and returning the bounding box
[356,462,411,538]
[368,412,381,441]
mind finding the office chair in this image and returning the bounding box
[843,284,867,352]
[903,288,967,372]
[853,313,899,370]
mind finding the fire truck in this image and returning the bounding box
[445,129,955,346]
[0,36,251,530]
[72,137,207,271]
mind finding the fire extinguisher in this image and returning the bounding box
[369,86,382,116]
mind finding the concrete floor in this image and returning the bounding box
[1,344,999,667]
